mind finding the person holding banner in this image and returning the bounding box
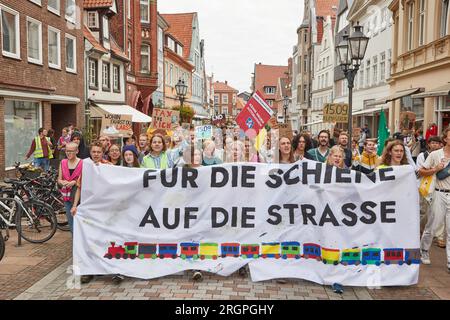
[418,127,450,272]
[377,141,408,169]
[292,133,313,161]
[141,134,174,169]
[326,146,346,169]
[307,130,331,163]
[107,144,122,166]
[279,136,295,164]
[122,145,140,168]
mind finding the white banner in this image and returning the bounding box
[74,160,420,286]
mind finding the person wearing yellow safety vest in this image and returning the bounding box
[25,128,53,171]
[141,134,174,169]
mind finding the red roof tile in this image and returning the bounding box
[315,0,339,17]
[254,64,289,100]
[111,38,129,62]
[83,0,113,8]
[83,26,108,54]
[160,13,195,60]
[213,81,238,93]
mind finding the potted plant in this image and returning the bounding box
[172,104,195,124]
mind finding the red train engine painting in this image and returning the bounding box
[104,242,126,259]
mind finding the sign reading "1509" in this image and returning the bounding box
[323,103,349,123]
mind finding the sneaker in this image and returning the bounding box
[421,251,431,265]
[112,274,124,285]
[192,271,203,281]
[80,275,94,284]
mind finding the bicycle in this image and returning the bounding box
[0,226,5,262]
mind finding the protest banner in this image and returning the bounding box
[278,123,293,141]
[101,114,133,137]
[211,114,227,127]
[323,103,349,123]
[195,125,213,140]
[74,160,420,286]
[267,116,279,130]
[151,108,180,130]
[236,91,274,137]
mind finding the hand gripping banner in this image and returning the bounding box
[74,160,420,286]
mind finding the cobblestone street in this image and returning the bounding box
[2,230,449,300]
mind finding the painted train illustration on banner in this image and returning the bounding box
[103,242,421,266]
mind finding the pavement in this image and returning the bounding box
[2,230,450,300]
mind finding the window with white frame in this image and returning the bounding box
[441,0,449,37]
[87,12,98,28]
[65,34,76,73]
[140,45,150,73]
[102,16,109,40]
[1,5,20,59]
[325,73,328,87]
[214,94,219,105]
[222,94,228,104]
[365,59,370,87]
[380,52,386,81]
[264,87,276,94]
[88,58,98,88]
[65,0,76,23]
[177,45,183,57]
[169,64,173,86]
[373,56,378,84]
[47,0,60,15]
[419,0,426,46]
[113,65,120,92]
[167,37,175,51]
[359,63,364,88]
[127,0,131,20]
[27,17,42,64]
[407,1,414,50]
[48,27,61,68]
[381,7,388,29]
[222,106,228,115]
[140,0,149,23]
[29,0,42,6]
[102,62,110,90]
[158,27,163,51]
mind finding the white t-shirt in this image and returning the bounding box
[422,149,450,190]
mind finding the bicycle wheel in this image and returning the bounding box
[0,230,5,261]
[16,200,57,244]
[49,195,70,232]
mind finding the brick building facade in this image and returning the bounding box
[212,81,239,118]
[0,0,84,178]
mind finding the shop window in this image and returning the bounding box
[4,100,41,168]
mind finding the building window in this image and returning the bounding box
[167,37,175,51]
[29,0,42,5]
[223,107,228,115]
[127,40,132,72]
[365,59,370,87]
[65,0,76,23]
[26,17,42,64]
[266,100,274,107]
[372,56,378,85]
[177,45,183,57]
[169,64,173,86]
[222,94,228,104]
[89,58,98,88]
[441,0,449,37]
[407,1,414,51]
[158,27,163,51]
[87,12,99,28]
[47,0,60,15]
[102,16,109,40]
[419,0,426,46]
[303,56,308,72]
[102,62,110,90]
[65,34,76,73]
[140,0,149,23]
[113,65,120,92]
[127,0,131,20]
[140,45,150,74]
[214,94,219,104]
[5,100,41,168]
[380,52,386,81]
[48,26,61,69]
[264,87,276,94]
[359,63,364,88]
[1,5,20,59]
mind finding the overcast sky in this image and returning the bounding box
[158,0,304,93]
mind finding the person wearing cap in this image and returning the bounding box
[122,145,140,168]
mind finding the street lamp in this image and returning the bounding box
[175,79,188,107]
[283,96,290,124]
[336,23,369,149]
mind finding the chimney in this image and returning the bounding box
[225,81,228,85]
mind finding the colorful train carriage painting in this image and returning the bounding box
[361,248,381,266]
[123,242,138,259]
[261,243,281,259]
[180,243,199,260]
[199,243,219,260]
[281,242,301,259]
[322,248,340,265]
[138,243,157,259]
[158,244,178,259]
[340,248,361,266]
[221,243,240,258]
[240,244,259,259]
[302,243,322,261]
[383,248,404,265]
[104,242,126,259]
[404,249,421,265]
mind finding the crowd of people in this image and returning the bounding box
[24,121,450,284]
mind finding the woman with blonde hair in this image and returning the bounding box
[378,140,408,168]
[141,134,174,169]
[326,146,346,169]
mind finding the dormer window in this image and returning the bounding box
[87,12,99,28]
[102,15,109,40]
[264,87,276,95]
[167,37,175,51]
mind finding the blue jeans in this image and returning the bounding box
[64,201,74,233]
[34,158,50,171]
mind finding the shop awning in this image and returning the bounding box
[352,105,389,116]
[90,103,152,123]
[191,104,209,119]
[365,88,424,107]
[411,83,450,99]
